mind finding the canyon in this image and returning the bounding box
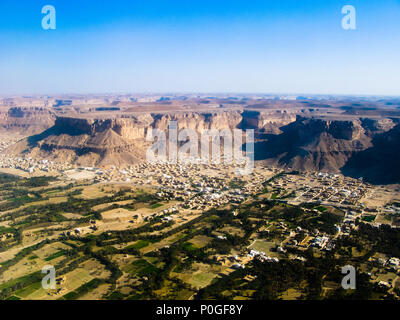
[1,95,400,184]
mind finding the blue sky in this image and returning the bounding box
[0,0,399,95]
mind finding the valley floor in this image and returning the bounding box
[0,164,399,300]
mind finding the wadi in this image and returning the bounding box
[0,94,399,301]
[2,95,400,184]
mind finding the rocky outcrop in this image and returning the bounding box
[152,111,243,132]
[0,107,55,136]
[7,109,400,184]
[360,118,396,136]
[18,116,154,166]
[45,116,153,139]
[254,116,394,173]
[341,120,400,184]
[14,112,244,167]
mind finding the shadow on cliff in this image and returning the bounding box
[340,123,400,185]
[253,118,323,161]
[238,110,260,130]
[27,124,88,147]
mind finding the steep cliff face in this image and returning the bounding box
[0,107,55,136]
[360,118,396,137]
[152,111,243,132]
[47,116,153,139]
[341,120,400,184]
[13,112,245,167]
[254,116,386,172]
[257,110,300,134]
[239,110,298,134]
[18,116,154,166]
[7,110,400,184]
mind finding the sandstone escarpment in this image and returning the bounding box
[0,107,55,136]
[254,116,392,173]
[152,111,243,132]
[20,111,245,166]
[342,119,400,184]
[18,116,154,166]
[6,108,400,184]
[239,109,299,134]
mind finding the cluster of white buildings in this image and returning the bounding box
[0,154,71,173]
[248,249,279,263]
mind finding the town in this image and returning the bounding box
[1,142,400,300]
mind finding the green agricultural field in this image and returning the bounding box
[124,259,159,276]
[0,171,398,301]
[316,206,328,212]
[45,250,68,261]
[124,240,150,250]
[248,240,279,257]
[149,203,163,209]
[362,215,376,222]
[188,235,212,248]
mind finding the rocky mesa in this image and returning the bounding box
[5,109,400,184]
